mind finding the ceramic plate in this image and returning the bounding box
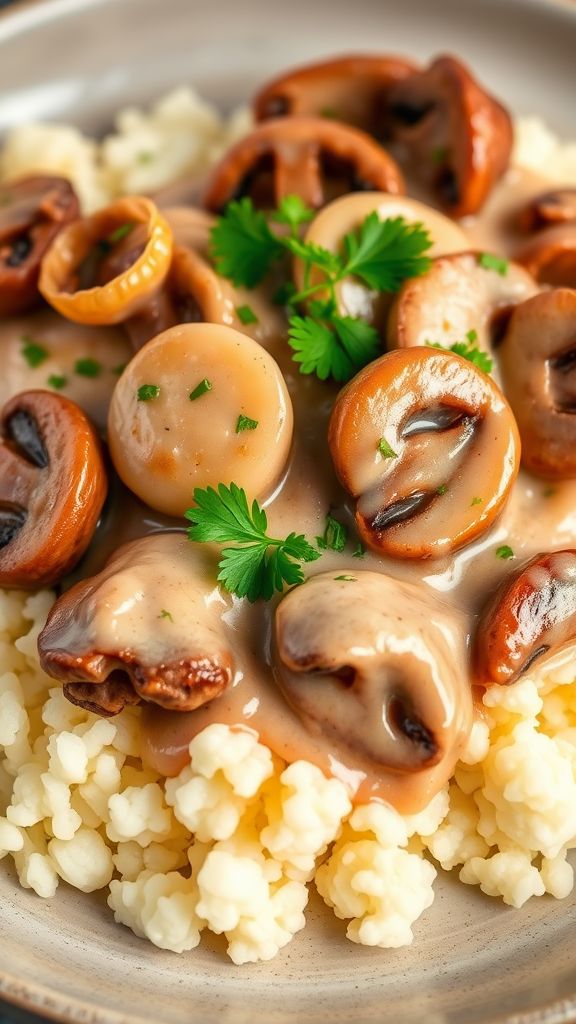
[1,1,576,1021]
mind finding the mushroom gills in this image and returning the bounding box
[551,345,576,412]
[6,236,32,268]
[6,408,49,468]
[0,507,27,548]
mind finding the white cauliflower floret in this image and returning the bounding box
[107,782,173,846]
[261,761,352,881]
[316,839,436,948]
[49,826,113,892]
[165,725,274,842]
[41,773,82,840]
[6,762,45,827]
[108,871,203,953]
[460,850,545,908]
[13,824,58,898]
[540,853,574,899]
[47,732,89,785]
[0,815,24,857]
[196,848,307,964]
[482,723,576,858]
[423,786,490,870]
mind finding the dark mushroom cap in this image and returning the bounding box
[0,389,107,588]
[38,533,235,716]
[203,116,404,213]
[474,549,576,686]
[385,55,513,217]
[498,288,576,479]
[0,175,79,316]
[253,53,417,135]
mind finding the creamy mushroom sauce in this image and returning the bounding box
[15,162,576,814]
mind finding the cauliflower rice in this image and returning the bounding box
[1,89,576,965]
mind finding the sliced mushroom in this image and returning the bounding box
[388,251,538,355]
[254,54,417,135]
[38,533,234,716]
[517,188,576,232]
[516,225,576,288]
[498,289,576,479]
[385,55,513,217]
[0,390,107,587]
[293,191,468,327]
[274,570,472,773]
[328,347,520,559]
[0,175,80,316]
[474,550,576,686]
[203,117,404,213]
[108,322,293,517]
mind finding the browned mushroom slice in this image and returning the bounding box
[274,570,473,773]
[328,347,520,559]
[517,188,576,232]
[388,251,538,355]
[516,225,576,288]
[0,175,80,316]
[385,55,513,217]
[254,54,417,135]
[0,390,107,588]
[498,289,576,479]
[203,117,404,213]
[473,550,576,686]
[38,533,235,716]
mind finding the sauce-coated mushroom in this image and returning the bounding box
[385,55,513,217]
[203,117,404,213]
[38,533,234,716]
[108,323,293,517]
[388,251,538,355]
[274,570,473,773]
[328,347,520,559]
[254,54,417,134]
[498,288,576,479]
[0,390,107,587]
[0,175,79,316]
[474,550,576,686]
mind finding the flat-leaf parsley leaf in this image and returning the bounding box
[185,483,320,602]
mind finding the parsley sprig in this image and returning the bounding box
[210,197,432,383]
[185,483,320,602]
[426,329,493,374]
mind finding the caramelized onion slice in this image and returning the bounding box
[328,347,520,559]
[203,116,404,213]
[0,390,107,588]
[38,533,234,716]
[474,550,576,686]
[274,570,472,773]
[254,54,417,135]
[498,289,576,479]
[385,55,513,217]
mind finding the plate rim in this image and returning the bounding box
[1,0,576,1020]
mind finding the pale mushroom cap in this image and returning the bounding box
[388,251,538,355]
[295,192,469,321]
[108,323,294,517]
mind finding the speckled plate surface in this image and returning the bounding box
[1,0,576,1021]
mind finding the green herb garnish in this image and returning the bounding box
[377,437,398,459]
[137,384,160,402]
[236,414,259,433]
[107,222,134,246]
[211,197,432,382]
[47,375,68,390]
[185,482,320,602]
[74,358,102,378]
[496,545,515,560]
[236,304,259,325]
[426,336,493,374]
[21,336,48,368]
[158,609,174,622]
[471,496,483,506]
[189,378,212,402]
[437,483,448,495]
[352,542,366,559]
[112,363,127,376]
[316,514,348,553]
[334,575,356,582]
[478,252,509,276]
